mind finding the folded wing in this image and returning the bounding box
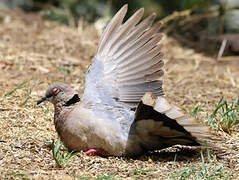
[125,93,213,155]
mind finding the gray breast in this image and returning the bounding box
[92,104,135,137]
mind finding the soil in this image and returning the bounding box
[0,8,238,179]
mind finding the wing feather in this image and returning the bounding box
[110,13,156,56]
[97,5,128,55]
[83,5,164,107]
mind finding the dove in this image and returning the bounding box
[37,5,212,156]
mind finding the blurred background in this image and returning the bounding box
[1,0,239,57]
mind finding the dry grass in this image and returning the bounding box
[0,8,238,179]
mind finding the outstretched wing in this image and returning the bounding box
[83,5,164,108]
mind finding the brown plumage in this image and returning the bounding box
[37,5,216,156]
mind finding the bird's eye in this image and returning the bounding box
[51,88,60,95]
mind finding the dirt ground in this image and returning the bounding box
[0,9,238,179]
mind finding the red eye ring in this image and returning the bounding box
[51,88,60,95]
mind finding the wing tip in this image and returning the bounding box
[155,21,163,28]
[143,13,157,24]
[121,4,128,11]
[151,12,157,17]
[136,8,145,20]
[138,7,145,14]
[116,4,128,21]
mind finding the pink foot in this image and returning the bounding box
[84,148,109,156]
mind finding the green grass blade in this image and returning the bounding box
[4,80,28,97]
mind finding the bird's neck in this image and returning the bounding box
[53,102,65,125]
[53,94,81,125]
[53,102,76,140]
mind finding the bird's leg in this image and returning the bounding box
[84,148,109,156]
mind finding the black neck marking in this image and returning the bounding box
[63,94,80,106]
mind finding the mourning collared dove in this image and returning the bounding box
[37,5,213,156]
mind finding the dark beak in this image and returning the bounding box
[37,96,47,105]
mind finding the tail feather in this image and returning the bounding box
[126,93,219,156]
[140,93,216,145]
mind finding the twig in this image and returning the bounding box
[162,9,218,34]
[179,11,219,28]
[161,9,192,25]
[217,39,227,60]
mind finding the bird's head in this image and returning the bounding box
[37,83,80,106]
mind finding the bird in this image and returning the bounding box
[37,4,212,156]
